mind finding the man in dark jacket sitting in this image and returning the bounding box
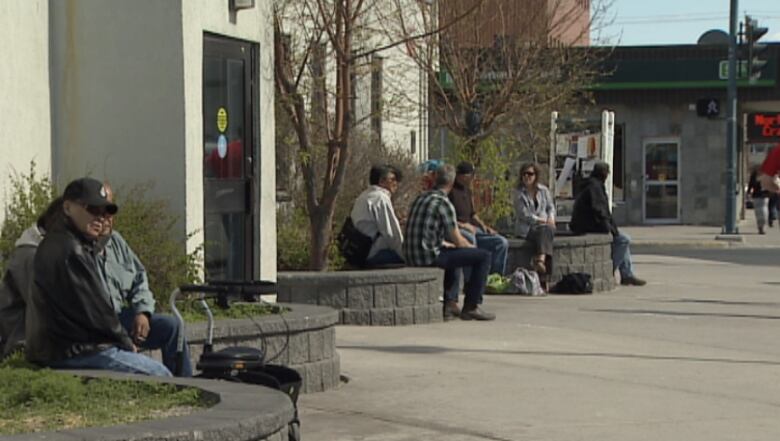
[570,162,646,286]
[26,177,171,376]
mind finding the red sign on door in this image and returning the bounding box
[747,113,780,142]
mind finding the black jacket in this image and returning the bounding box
[25,218,134,364]
[748,171,769,198]
[569,177,619,237]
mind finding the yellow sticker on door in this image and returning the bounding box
[217,107,228,133]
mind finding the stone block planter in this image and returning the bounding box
[8,370,295,441]
[276,268,444,326]
[183,303,340,394]
[507,234,616,292]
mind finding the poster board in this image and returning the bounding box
[549,111,615,216]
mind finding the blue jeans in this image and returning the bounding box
[435,247,491,305]
[365,249,404,267]
[452,228,508,299]
[612,232,634,279]
[475,229,508,275]
[49,347,172,377]
[118,310,193,377]
[770,195,779,225]
[461,228,508,275]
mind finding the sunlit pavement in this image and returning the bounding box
[299,245,780,441]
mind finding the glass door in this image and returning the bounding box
[203,35,255,282]
[643,138,681,224]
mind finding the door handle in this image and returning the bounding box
[245,180,252,213]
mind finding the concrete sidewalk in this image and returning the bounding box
[298,247,780,440]
[624,209,780,251]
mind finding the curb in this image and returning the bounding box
[632,240,778,253]
[6,370,295,441]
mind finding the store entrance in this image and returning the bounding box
[643,138,681,224]
[202,34,256,281]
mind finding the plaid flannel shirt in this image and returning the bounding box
[403,189,458,266]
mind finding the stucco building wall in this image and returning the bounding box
[0,0,52,226]
[48,0,276,279]
[610,103,727,226]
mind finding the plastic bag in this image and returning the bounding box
[510,267,545,296]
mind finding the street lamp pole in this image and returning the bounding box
[724,0,739,234]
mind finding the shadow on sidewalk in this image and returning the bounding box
[587,308,780,321]
[640,248,780,267]
[338,345,780,366]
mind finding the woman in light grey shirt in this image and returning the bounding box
[514,162,556,276]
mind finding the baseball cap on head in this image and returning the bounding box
[418,159,443,173]
[456,161,475,175]
[63,177,118,215]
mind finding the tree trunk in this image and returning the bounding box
[308,208,333,270]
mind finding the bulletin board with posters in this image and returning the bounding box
[548,111,615,221]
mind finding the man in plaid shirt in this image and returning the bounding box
[404,164,495,321]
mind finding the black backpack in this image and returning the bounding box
[337,217,374,267]
[551,272,593,294]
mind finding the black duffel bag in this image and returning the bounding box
[551,272,593,294]
[337,217,374,267]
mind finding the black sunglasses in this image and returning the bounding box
[522,171,536,177]
[82,204,112,217]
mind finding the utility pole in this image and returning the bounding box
[721,0,740,237]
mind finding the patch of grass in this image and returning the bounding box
[0,353,212,435]
[178,299,289,323]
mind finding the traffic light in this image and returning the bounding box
[745,15,769,83]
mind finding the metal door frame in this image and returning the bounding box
[642,137,682,224]
[203,33,258,281]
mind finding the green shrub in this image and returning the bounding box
[276,208,311,271]
[276,207,344,270]
[0,164,201,312]
[111,184,202,311]
[0,163,58,273]
[449,134,517,227]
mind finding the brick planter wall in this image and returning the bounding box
[20,370,295,441]
[507,234,616,292]
[184,304,340,393]
[276,268,444,326]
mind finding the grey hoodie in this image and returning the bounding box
[0,225,44,356]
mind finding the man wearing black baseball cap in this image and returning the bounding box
[26,177,171,376]
[448,162,509,276]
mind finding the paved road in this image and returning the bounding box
[299,249,780,440]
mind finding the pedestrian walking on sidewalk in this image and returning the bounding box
[758,145,780,228]
[748,167,769,234]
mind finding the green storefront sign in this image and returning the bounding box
[591,57,776,90]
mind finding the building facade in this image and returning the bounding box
[1,0,277,281]
[593,44,780,226]
[439,0,590,48]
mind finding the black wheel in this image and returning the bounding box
[288,419,301,441]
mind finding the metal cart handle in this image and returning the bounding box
[169,281,277,376]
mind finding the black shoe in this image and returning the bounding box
[443,301,461,321]
[621,276,647,286]
[460,304,496,321]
